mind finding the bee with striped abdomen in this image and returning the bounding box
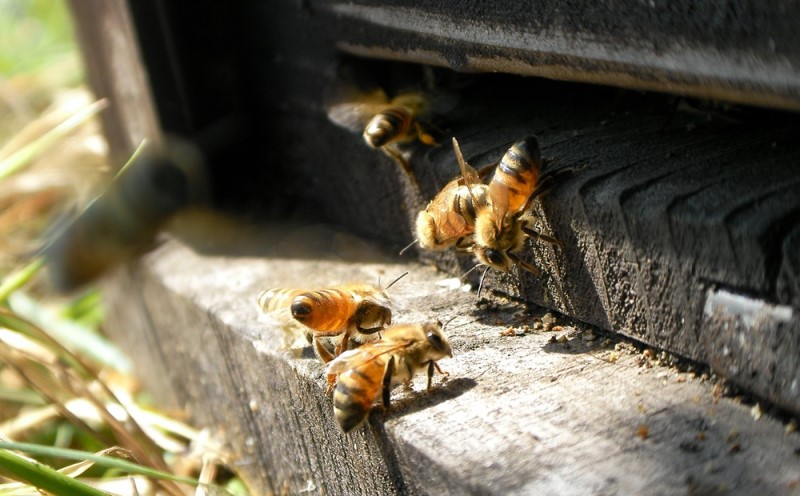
[414,137,490,252]
[327,87,437,183]
[257,282,394,364]
[473,136,564,275]
[326,321,452,433]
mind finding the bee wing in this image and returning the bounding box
[257,306,310,352]
[326,340,411,375]
[327,101,390,132]
[487,181,511,230]
[451,138,480,187]
[325,85,391,132]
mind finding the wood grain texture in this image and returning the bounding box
[103,233,800,495]
[313,0,800,111]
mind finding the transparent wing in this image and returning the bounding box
[487,181,511,230]
[325,86,390,132]
[326,340,410,375]
[256,305,310,353]
[451,137,480,187]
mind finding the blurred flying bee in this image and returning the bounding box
[327,87,440,183]
[257,282,394,364]
[326,320,452,433]
[43,137,209,291]
[473,136,565,275]
[414,138,490,252]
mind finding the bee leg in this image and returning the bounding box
[509,252,541,276]
[381,356,396,414]
[521,226,565,250]
[415,122,437,146]
[381,145,419,186]
[425,361,449,392]
[312,337,339,395]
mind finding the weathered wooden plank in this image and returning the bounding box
[103,232,800,495]
[313,0,800,111]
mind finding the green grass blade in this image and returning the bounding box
[0,447,109,496]
[0,99,106,180]
[0,258,44,303]
[0,442,201,486]
[7,292,133,373]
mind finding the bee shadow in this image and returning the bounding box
[374,376,477,424]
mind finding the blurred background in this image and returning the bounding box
[0,1,244,494]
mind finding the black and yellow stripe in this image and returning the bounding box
[364,107,414,148]
[333,358,386,432]
[493,137,542,213]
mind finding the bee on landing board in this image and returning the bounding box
[472,136,566,276]
[257,281,396,365]
[414,137,490,252]
[326,87,439,184]
[326,321,453,433]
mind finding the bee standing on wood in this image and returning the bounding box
[257,282,394,363]
[326,321,452,433]
[472,136,565,275]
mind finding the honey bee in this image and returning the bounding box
[257,282,394,364]
[473,137,564,274]
[414,138,490,251]
[326,321,452,433]
[327,87,437,182]
[44,137,209,291]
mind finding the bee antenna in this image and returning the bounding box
[459,263,481,281]
[440,314,460,332]
[385,271,409,290]
[476,266,491,300]
[399,239,418,256]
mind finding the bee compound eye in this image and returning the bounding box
[290,300,313,321]
[426,331,444,350]
[485,249,505,268]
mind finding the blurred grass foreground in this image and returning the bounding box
[0,1,246,494]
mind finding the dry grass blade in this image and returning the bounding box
[0,309,185,496]
[0,98,107,181]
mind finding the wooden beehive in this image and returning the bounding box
[67,0,800,493]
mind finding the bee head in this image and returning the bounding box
[474,246,513,272]
[354,301,392,333]
[424,321,452,358]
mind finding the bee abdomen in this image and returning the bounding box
[291,289,353,331]
[364,107,413,148]
[333,362,384,432]
[495,138,542,211]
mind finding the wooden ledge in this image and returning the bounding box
[102,227,800,495]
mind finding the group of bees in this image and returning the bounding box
[258,80,572,433]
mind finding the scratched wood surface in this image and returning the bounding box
[103,230,800,495]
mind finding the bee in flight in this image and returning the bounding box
[327,87,439,184]
[326,321,453,433]
[472,136,566,277]
[414,137,490,252]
